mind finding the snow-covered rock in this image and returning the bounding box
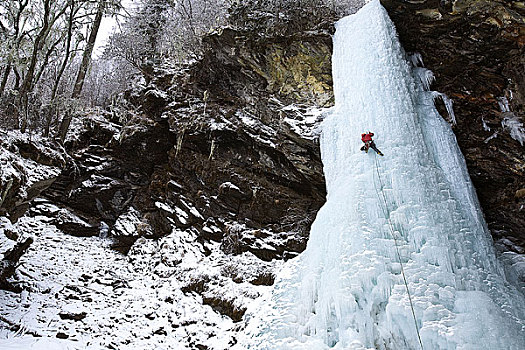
[0,131,63,222]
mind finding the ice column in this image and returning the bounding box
[238,1,525,349]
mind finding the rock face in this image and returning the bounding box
[198,27,333,106]
[381,0,525,254]
[155,25,332,260]
[0,236,33,292]
[23,18,331,333]
[42,114,176,240]
[0,133,65,292]
[0,133,64,222]
[41,22,332,261]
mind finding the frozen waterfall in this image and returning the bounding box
[237,1,525,349]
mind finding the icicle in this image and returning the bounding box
[413,67,435,91]
[497,96,510,112]
[432,91,457,125]
[408,52,424,67]
[208,139,216,160]
[99,221,109,239]
[501,116,525,146]
[175,130,185,156]
[484,132,498,143]
[203,90,209,117]
[482,117,491,131]
[498,97,525,146]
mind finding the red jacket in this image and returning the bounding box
[361,132,374,143]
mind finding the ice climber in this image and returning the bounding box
[361,131,384,156]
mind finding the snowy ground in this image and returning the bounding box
[0,204,278,349]
[2,1,525,349]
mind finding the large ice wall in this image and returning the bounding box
[238,1,525,349]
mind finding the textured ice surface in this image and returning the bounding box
[238,1,525,349]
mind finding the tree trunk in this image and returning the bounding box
[13,67,20,91]
[0,64,11,97]
[52,1,77,101]
[1,1,28,98]
[19,0,69,133]
[58,0,105,142]
[71,0,105,99]
[45,0,77,138]
[33,36,63,88]
[19,0,52,133]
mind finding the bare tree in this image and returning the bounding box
[71,0,105,99]
[18,0,69,132]
[105,0,229,75]
[58,0,123,141]
[44,0,80,136]
[0,0,29,97]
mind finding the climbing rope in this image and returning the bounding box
[373,155,424,350]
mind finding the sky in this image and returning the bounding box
[94,0,135,57]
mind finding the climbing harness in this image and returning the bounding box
[373,155,424,350]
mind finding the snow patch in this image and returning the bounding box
[219,182,240,192]
[111,207,141,237]
[281,105,329,139]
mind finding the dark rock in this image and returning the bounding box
[64,113,122,150]
[54,209,99,237]
[3,227,18,241]
[1,162,59,223]
[58,311,87,321]
[202,296,246,322]
[64,285,83,294]
[142,88,170,118]
[42,114,177,247]
[79,273,92,282]
[56,332,69,339]
[0,176,21,220]
[108,207,143,253]
[0,237,33,292]
[0,133,69,223]
[153,327,167,336]
[199,27,334,106]
[249,273,275,286]
[144,19,329,261]
[14,139,66,168]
